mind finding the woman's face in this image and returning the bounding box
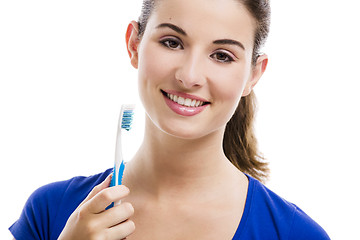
[128,0,266,139]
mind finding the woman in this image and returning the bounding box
[10,0,330,239]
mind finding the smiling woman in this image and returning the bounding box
[8,0,332,239]
[135,0,270,179]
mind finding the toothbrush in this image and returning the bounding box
[109,104,135,207]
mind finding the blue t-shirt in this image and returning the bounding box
[9,169,330,239]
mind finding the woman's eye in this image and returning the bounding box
[210,52,235,63]
[160,39,183,50]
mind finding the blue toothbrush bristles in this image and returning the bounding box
[121,110,134,131]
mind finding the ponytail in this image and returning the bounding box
[223,91,269,182]
[223,0,271,183]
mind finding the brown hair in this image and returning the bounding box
[137,0,271,182]
[223,0,271,183]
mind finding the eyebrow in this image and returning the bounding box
[156,23,245,51]
[213,39,245,51]
[156,23,187,36]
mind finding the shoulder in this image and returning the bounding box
[53,168,113,198]
[238,176,330,239]
[288,205,330,240]
[9,168,112,240]
[31,168,113,215]
[28,168,112,207]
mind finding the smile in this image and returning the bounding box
[166,93,205,107]
[161,90,210,107]
[161,90,210,117]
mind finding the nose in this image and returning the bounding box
[175,51,206,89]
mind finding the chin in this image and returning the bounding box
[162,128,202,140]
[158,119,224,141]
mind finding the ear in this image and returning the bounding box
[242,54,268,96]
[125,21,140,69]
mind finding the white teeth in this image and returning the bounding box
[184,98,192,107]
[178,97,185,105]
[165,92,206,107]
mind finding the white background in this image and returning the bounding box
[1,1,359,239]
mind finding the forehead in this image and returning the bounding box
[148,0,256,48]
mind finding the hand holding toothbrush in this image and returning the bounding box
[58,105,135,239]
[58,174,135,240]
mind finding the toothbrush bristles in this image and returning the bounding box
[121,109,134,131]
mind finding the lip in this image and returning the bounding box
[161,89,210,117]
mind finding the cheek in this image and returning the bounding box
[138,42,175,88]
[207,64,251,125]
[209,64,250,103]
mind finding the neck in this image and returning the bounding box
[125,115,239,201]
